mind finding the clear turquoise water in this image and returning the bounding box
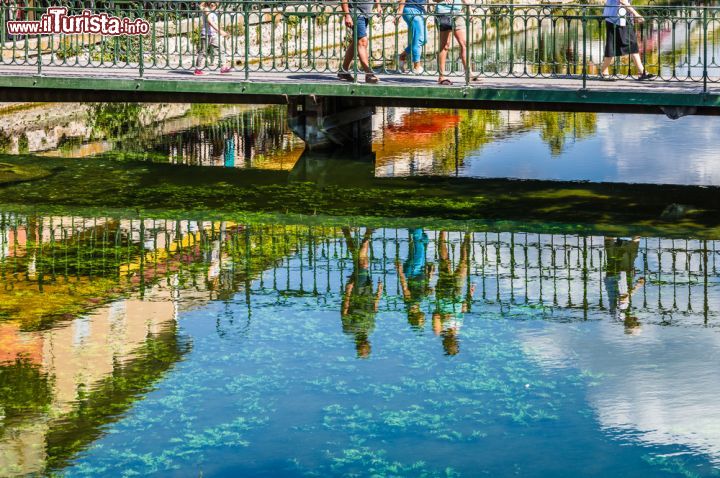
[2,219,716,477]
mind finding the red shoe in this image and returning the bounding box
[193,69,205,76]
[220,66,231,74]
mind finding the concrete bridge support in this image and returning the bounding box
[287,96,374,155]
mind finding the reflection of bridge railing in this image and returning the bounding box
[2,2,720,89]
[259,229,720,326]
[2,215,719,326]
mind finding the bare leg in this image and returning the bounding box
[342,43,355,72]
[342,37,373,73]
[437,30,451,81]
[600,56,613,76]
[630,53,645,74]
[453,28,469,75]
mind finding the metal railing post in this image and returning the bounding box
[353,7,359,83]
[244,0,250,81]
[36,25,42,75]
[138,5,144,77]
[465,6,471,85]
[581,6,587,89]
[703,6,708,93]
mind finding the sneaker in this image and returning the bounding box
[193,69,206,76]
[220,66,231,74]
[412,66,424,75]
[637,71,656,81]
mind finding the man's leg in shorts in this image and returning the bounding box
[342,16,372,73]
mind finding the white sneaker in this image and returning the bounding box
[412,66,424,75]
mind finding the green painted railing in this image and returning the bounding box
[1,1,720,90]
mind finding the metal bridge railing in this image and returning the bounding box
[1,2,720,91]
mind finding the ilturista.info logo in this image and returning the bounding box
[6,7,150,36]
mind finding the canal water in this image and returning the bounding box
[2,102,719,185]
[1,102,720,477]
[1,215,719,477]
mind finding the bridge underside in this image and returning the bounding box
[2,68,718,150]
[0,69,719,116]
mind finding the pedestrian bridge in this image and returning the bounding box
[2,1,720,146]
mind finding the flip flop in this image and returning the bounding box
[438,78,452,86]
[365,74,380,84]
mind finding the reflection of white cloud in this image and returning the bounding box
[598,114,720,186]
[522,322,720,464]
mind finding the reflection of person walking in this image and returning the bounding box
[432,231,474,355]
[603,236,645,334]
[396,228,434,330]
[600,0,654,80]
[194,1,231,76]
[341,227,383,358]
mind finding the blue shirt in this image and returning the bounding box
[436,0,461,14]
[404,0,425,13]
[603,0,628,26]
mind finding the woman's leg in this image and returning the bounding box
[410,13,427,67]
[401,10,414,64]
[196,37,208,69]
[630,53,644,74]
[437,29,452,81]
[453,27,468,74]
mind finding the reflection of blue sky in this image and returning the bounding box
[461,114,720,185]
[522,321,720,469]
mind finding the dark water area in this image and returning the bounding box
[3,102,720,186]
[1,213,720,477]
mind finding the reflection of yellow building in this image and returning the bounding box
[0,285,179,477]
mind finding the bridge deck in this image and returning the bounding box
[0,66,716,113]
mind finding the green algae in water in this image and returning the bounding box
[0,162,51,185]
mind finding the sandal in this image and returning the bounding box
[365,74,379,84]
[438,78,452,86]
[637,71,656,81]
[337,71,354,82]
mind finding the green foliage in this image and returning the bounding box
[87,103,144,140]
[0,358,53,424]
[0,130,11,154]
[0,161,51,184]
[17,133,28,154]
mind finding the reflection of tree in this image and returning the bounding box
[0,358,53,430]
[87,103,146,140]
[521,111,597,156]
[377,108,598,172]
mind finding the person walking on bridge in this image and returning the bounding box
[396,0,427,74]
[434,0,479,86]
[338,0,381,83]
[193,1,231,76]
[600,0,654,81]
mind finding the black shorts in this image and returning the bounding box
[436,14,462,32]
[604,20,639,57]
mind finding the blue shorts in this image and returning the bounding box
[352,15,369,39]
